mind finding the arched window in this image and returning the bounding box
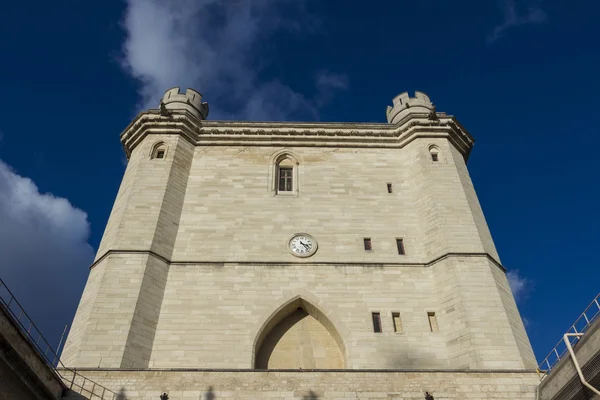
[428,145,440,162]
[151,142,167,160]
[270,150,300,196]
[277,158,294,192]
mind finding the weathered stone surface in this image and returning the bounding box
[69,369,541,400]
[61,90,538,396]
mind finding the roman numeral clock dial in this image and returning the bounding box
[288,233,318,258]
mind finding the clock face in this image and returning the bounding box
[288,234,317,257]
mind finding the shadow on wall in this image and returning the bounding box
[380,341,443,369]
[201,387,317,400]
[302,391,319,400]
[205,386,215,400]
[95,386,319,399]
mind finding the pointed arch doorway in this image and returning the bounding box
[254,297,346,369]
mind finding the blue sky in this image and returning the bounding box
[0,0,598,365]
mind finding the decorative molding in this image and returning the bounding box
[89,250,505,272]
[59,367,538,373]
[119,109,475,161]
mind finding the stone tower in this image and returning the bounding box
[60,88,540,399]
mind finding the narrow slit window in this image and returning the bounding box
[387,183,393,193]
[428,312,438,332]
[396,238,405,255]
[278,167,293,192]
[372,312,382,333]
[392,312,403,333]
[364,238,372,251]
[156,150,165,159]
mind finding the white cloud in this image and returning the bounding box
[507,270,531,302]
[0,159,94,347]
[489,0,547,42]
[314,70,349,107]
[120,0,347,120]
[316,70,349,91]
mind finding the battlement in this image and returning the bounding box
[386,91,434,124]
[161,87,209,119]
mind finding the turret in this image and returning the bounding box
[386,91,434,124]
[161,87,209,119]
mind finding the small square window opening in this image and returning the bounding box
[428,312,439,332]
[364,238,372,251]
[396,238,405,255]
[156,150,165,159]
[372,312,382,333]
[392,312,403,333]
[431,153,439,162]
[387,183,393,193]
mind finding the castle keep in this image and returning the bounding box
[60,88,540,399]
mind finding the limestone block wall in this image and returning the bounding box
[63,135,194,368]
[94,134,142,258]
[169,140,500,264]
[63,131,535,371]
[62,253,168,368]
[490,261,537,369]
[96,134,194,258]
[409,139,488,259]
[150,263,448,369]
[449,144,500,260]
[68,370,540,400]
[149,257,529,370]
[432,256,531,370]
[60,253,106,367]
[172,144,425,263]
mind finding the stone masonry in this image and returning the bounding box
[69,370,541,400]
[60,88,539,398]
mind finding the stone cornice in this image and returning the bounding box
[120,109,475,160]
[89,250,505,272]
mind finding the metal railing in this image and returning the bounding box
[0,278,116,400]
[537,293,600,377]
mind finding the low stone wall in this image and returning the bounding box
[69,369,540,399]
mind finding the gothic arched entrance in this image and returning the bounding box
[254,297,345,369]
